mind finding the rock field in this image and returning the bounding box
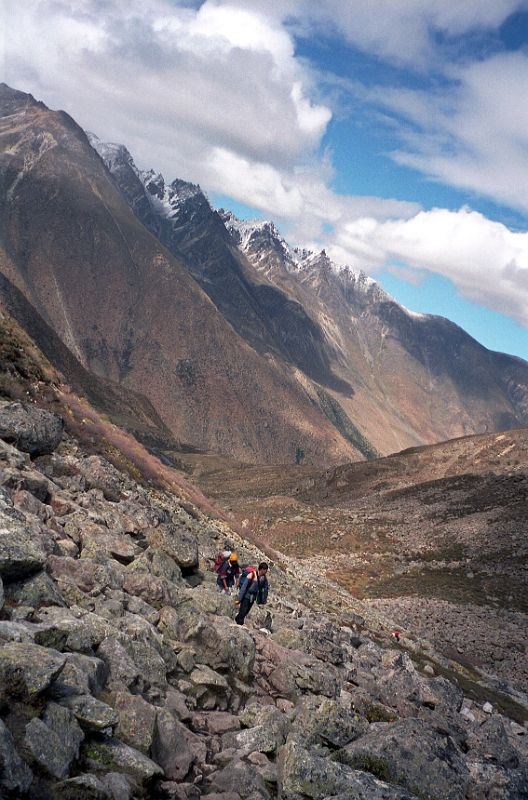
[0,399,527,799]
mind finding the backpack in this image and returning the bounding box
[238,566,257,596]
[213,552,230,574]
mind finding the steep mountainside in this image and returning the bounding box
[0,84,362,466]
[92,125,528,457]
[222,213,528,453]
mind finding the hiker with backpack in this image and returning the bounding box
[235,562,269,625]
[214,548,240,595]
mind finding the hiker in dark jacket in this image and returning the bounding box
[235,562,269,625]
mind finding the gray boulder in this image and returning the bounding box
[5,569,66,608]
[146,523,199,569]
[336,717,469,800]
[208,758,271,799]
[278,741,417,800]
[24,702,83,779]
[38,606,117,653]
[82,736,164,782]
[152,708,207,780]
[0,509,46,579]
[0,641,66,700]
[0,718,33,794]
[50,652,108,698]
[54,773,112,799]
[114,691,157,754]
[77,455,127,501]
[466,716,521,769]
[97,636,143,693]
[290,695,367,749]
[230,704,290,756]
[60,694,118,732]
[0,400,63,455]
[0,437,30,468]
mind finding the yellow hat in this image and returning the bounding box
[229,552,238,561]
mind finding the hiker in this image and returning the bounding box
[214,548,240,594]
[235,562,269,625]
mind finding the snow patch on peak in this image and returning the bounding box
[87,132,134,172]
[139,171,209,220]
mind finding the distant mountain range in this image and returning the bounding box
[1,82,528,465]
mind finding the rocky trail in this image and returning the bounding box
[0,397,526,799]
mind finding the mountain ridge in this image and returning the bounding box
[90,129,528,456]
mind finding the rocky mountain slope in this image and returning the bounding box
[89,127,528,458]
[0,84,359,467]
[0,313,527,799]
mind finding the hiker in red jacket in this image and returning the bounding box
[214,550,240,595]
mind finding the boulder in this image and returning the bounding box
[376,652,464,716]
[258,637,339,700]
[50,653,108,698]
[191,711,241,735]
[188,664,230,709]
[4,570,66,608]
[14,467,53,502]
[60,694,118,732]
[80,530,141,564]
[122,638,168,692]
[78,455,127,502]
[146,523,199,569]
[0,509,46,579]
[0,619,41,644]
[151,708,207,781]
[114,691,157,754]
[466,761,528,800]
[97,636,143,693]
[100,772,134,800]
[278,741,417,800]
[24,702,84,779]
[290,695,367,748]
[337,717,469,800]
[207,758,271,799]
[48,555,125,596]
[466,717,520,768]
[82,736,164,782]
[162,604,255,681]
[0,401,63,456]
[53,773,112,799]
[0,437,30,468]
[122,570,176,607]
[38,607,117,653]
[0,718,33,795]
[0,641,66,700]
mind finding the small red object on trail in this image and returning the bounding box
[392,629,401,642]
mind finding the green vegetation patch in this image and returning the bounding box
[315,387,379,460]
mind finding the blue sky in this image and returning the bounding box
[4,0,528,358]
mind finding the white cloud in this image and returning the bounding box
[356,51,528,217]
[4,0,528,330]
[0,0,415,235]
[2,0,328,174]
[221,0,528,67]
[328,207,528,325]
